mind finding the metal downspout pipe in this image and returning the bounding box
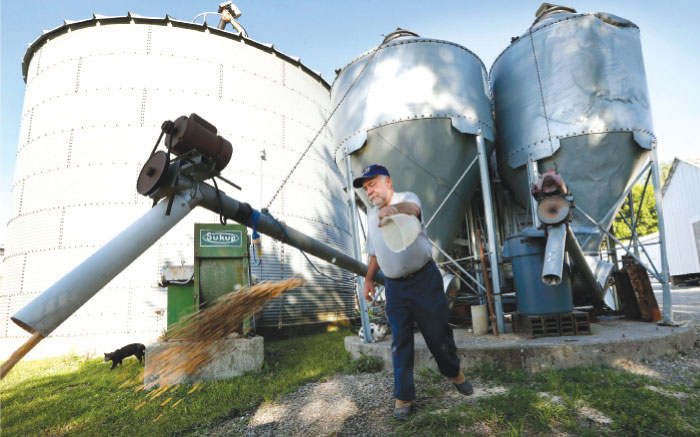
[476,127,505,333]
[542,223,567,286]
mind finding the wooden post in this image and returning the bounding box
[0,332,44,380]
[477,230,499,336]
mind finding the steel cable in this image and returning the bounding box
[265,47,381,209]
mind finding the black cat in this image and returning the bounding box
[104,343,146,370]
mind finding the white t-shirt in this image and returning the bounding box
[365,191,433,279]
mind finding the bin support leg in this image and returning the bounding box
[344,151,373,343]
[650,146,674,324]
[476,127,505,333]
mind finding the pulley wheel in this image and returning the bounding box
[537,196,571,225]
[137,151,170,196]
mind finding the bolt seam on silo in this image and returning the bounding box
[140,88,147,127]
[26,108,34,144]
[66,129,74,168]
[3,291,11,337]
[527,26,554,157]
[58,208,66,249]
[146,26,152,55]
[133,163,142,204]
[218,64,224,98]
[34,47,43,79]
[17,180,25,216]
[74,57,82,93]
[19,255,27,296]
[282,61,287,87]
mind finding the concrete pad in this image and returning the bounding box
[144,336,263,388]
[345,320,697,373]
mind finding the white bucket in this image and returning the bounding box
[471,304,488,335]
[380,214,421,253]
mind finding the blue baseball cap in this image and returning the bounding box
[353,164,390,188]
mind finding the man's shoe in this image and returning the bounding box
[393,403,413,420]
[453,379,473,396]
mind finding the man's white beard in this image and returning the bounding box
[369,196,386,207]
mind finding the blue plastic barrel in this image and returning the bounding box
[503,231,573,315]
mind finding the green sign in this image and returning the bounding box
[199,229,243,248]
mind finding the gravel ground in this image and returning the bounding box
[204,285,700,437]
[206,372,502,437]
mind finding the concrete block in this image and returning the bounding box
[144,336,264,388]
[345,320,697,373]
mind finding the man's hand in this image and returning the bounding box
[377,205,399,227]
[377,202,420,227]
[363,279,376,303]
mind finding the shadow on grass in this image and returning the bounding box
[0,330,354,437]
[396,362,700,436]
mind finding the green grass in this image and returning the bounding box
[4,333,699,437]
[344,352,384,375]
[1,329,353,436]
[398,363,700,436]
[534,366,700,436]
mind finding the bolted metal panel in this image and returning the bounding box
[3,17,353,345]
[331,36,494,263]
[500,132,649,252]
[332,37,495,157]
[491,11,655,169]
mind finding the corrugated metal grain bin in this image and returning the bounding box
[1,14,354,357]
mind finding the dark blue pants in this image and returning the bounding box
[385,262,461,401]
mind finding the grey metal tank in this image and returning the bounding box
[331,30,495,260]
[492,5,654,250]
[491,5,655,299]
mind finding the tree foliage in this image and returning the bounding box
[612,162,672,240]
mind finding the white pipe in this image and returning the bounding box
[12,190,201,337]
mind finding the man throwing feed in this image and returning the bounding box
[354,164,473,420]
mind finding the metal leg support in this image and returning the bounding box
[628,192,639,256]
[650,146,674,324]
[344,151,373,342]
[476,128,505,333]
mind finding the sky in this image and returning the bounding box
[1,0,699,245]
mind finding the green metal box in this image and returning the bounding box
[194,223,252,333]
[163,265,197,330]
[194,224,250,306]
[167,283,197,328]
